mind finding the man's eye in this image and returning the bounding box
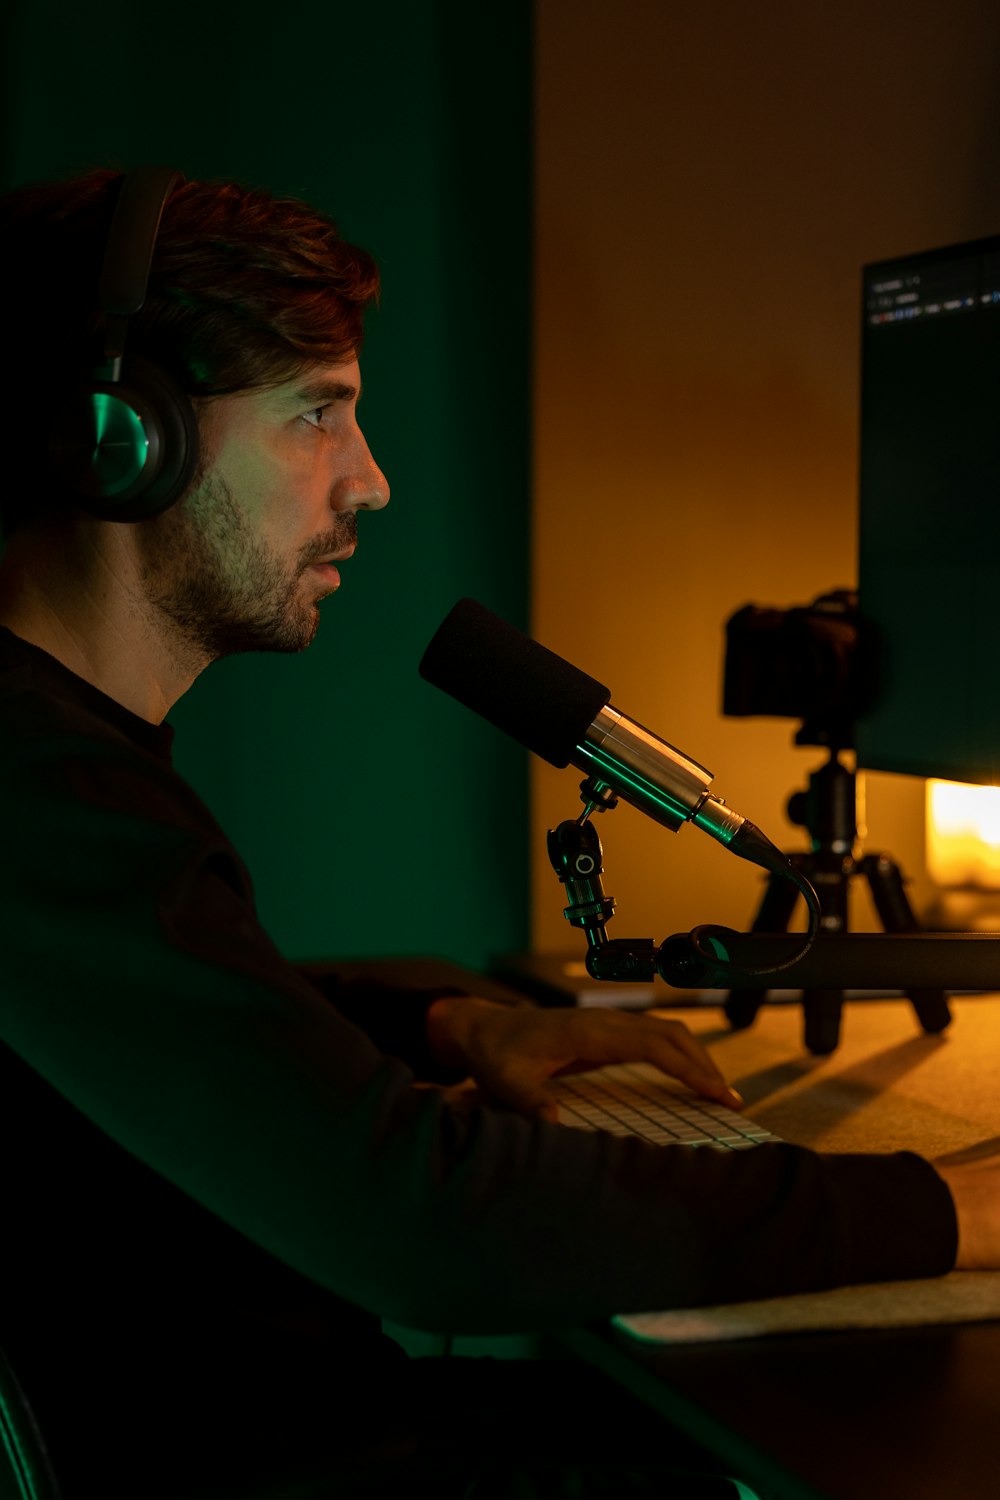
[303,405,330,428]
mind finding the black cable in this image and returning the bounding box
[683,821,822,979]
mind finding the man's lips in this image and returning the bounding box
[307,547,354,589]
[311,545,355,567]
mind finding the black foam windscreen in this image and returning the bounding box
[418,599,611,767]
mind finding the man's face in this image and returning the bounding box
[136,357,389,659]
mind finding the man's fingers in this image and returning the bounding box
[483,1071,559,1122]
[461,1004,743,1116]
[566,1012,743,1109]
[641,1020,744,1109]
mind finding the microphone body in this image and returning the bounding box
[419,599,750,852]
[574,702,746,847]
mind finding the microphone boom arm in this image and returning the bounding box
[547,775,824,987]
[546,779,657,983]
[546,786,1000,1031]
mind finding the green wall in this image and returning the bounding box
[2,2,532,969]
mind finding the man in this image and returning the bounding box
[0,167,992,1499]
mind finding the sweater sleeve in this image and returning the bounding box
[0,730,958,1334]
[297,966,472,1083]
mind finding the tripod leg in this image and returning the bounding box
[862,854,952,1035]
[724,991,766,1031]
[794,850,853,1053]
[724,870,801,1030]
[803,989,844,1056]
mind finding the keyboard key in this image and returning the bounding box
[551,1062,779,1151]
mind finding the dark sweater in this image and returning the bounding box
[0,627,957,1493]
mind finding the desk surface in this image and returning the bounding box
[677,992,1000,1156]
[569,993,1000,1500]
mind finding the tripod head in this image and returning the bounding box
[787,748,860,860]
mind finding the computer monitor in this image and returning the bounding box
[856,233,1000,786]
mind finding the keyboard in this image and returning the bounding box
[551,1061,780,1150]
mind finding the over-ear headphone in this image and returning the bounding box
[47,165,201,522]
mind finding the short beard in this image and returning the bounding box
[135,470,357,663]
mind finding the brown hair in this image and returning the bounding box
[0,168,380,526]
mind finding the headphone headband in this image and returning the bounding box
[47,164,200,521]
[97,166,184,372]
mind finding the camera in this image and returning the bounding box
[722,588,873,749]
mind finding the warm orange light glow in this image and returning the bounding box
[926,780,1000,889]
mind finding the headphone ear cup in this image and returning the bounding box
[48,355,200,522]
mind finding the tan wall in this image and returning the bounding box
[532,0,1000,953]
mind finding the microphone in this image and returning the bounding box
[418,598,798,887]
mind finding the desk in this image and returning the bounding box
[561,994,1000,1500]
[320,960,1000,1495]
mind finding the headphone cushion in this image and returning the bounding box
[48,355,201,522]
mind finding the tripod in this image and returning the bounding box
[724,750,952,1054]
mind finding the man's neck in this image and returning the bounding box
[0,526,206,723]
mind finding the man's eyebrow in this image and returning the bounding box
[287,377,361,407]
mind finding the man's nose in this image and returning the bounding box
[337,429,389,512]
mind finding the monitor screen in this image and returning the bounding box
[856,233,1000,785]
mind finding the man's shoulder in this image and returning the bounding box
[0,627,224,846]
[0,626,173,767]
[0,631,254,913]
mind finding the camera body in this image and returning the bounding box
[722,588,871,749]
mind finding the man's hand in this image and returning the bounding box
[425,996,743,1121]
[935,1146,1000,1269]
